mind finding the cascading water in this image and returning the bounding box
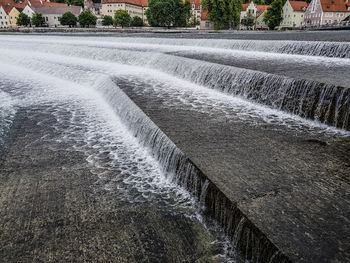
[1,36,348,131]
[0,35,349,263]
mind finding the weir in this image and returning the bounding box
[111,77,350,263]
[95,77,291,263]
[0,34,349,263]
[2,38,348,130]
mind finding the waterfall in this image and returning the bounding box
[93,76,291,263]
[1,38,349,131]
[138,54,350,131]
[3,36,350,58]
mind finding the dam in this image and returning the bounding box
[0,33,349,263]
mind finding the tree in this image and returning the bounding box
[145,0,191,27]
[102,15,114,26]
[78,10,97,27]
[130,16,144,27]
[71,0,84,6]
[202,0,242,30]
[114,10,131,27]
[17,13,30,26]
[241,13,255,28]
[263,0,285,29]
[173,0,191,27]
[31,13,45,27]
[60,11,77,27]
[188,16,200,26]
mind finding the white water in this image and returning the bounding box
[0,39,348,135]
[1,35,349,131]
[0,60,238,262]
[0,35,349,263]
[1,35,350,58]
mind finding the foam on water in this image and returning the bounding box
[0,61,238,262]
[1,38,349,130]
[0,35,349,262]
[0,46,348,136]
[1,35,350,58]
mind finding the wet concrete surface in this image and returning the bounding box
[118,81,350,263]
[0,107,225,262]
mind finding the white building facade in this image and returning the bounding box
[30,6,82,27]
[281,0,308,28]
[0,5,9,28]
[304,0,350,27]
[101,0,148,24]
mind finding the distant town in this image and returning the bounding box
[0,0,349,30]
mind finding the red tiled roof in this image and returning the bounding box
[0,0,27,14]
[256,4,269,14]
[190,0,201,9]
[102,0,148,7]
[0,0,66,14]
[289,1,308,11]
[242,3,249,11]
[42,2,68,7]
[320,0,350,12]
[201,9,208,20]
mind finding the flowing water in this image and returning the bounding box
[0,34,349,262]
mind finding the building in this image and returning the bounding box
[240,1,258,25]
[240,1,256,29]
[255,5,269,29]
[240,2,270,29]
[8,6,22,27]
[0,5,9,28]
[304,0,350,27]
[190,0,201,20]
[0,0,27,27]
[29,6,82,27]
[101,0,148,24]
[200,9,213,29]
[84,0,101,17]
[281,0,308,28]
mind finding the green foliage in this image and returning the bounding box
[60,11,77,27]
[114,10,131,27]
[31,13,45,27]
[130,16,144,27]
[102,15,114,26]
[71,0,84,6]
[188,16,200,26]
[17,13,30,26]
[263,0,285,29]
[202,0,242,30]
[146,0,191,27]
[78,10,97,27]
[241,13,255,27]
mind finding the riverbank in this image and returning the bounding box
[1,27,350,41]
